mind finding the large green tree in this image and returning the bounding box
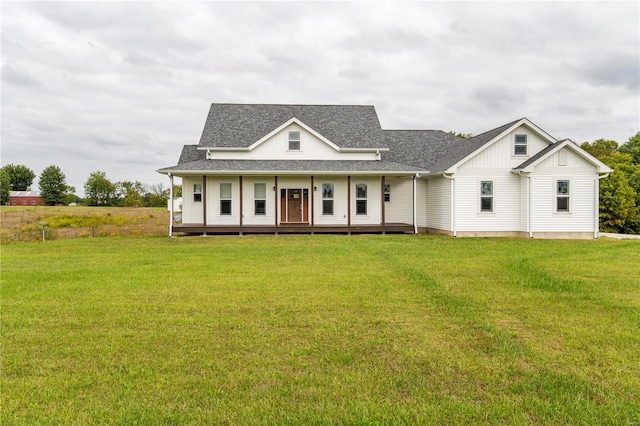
[619,132,640,165]
[115,181,145,207]
[0,169,11,204]
[582,138,640,234]
[1,164,35,191]
[38,165,68,205]
[84,171,115,205]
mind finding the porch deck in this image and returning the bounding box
[172,223,415,235]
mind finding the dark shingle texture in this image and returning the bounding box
[158,159,423,174]
[384,119,521,173]
[198,104,387,149]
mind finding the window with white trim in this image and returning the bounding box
[288,131,300,151]
[254,183,266,215]
[322,183,334,215]
[556,180,570,212]
[384,184,391,202]
[514,134,527,155]
[193,183,202,203]
[220,183,232,215]
[356,183,367,215]
[480,181,493,212]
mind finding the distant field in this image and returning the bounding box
[2,235,639,425]
[0,206,168,243]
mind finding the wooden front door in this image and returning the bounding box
[280,189,309,223]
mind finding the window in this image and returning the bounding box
[254,183,266,215]
[22,200,27,205]
[322,183,334,215]
[384,184,391,202]
[514,134,527,155]
[220,183,232,215]
[556,180,570,212]
[31,200,37,205]
[480,181,493,212]
[356,183,367,215]
[11,200,16,205]
[288,131,300,151]
[193,183,202,203]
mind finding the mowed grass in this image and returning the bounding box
[2,235,639,425]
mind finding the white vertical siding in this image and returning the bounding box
[212,124,377,161]
[206,176,240,225]
[182,176,203,224]
[425,176,451,231]
[313,176,348,225]
[351,176,381,225]
[384,176,414,224]
[242,176,276,226]
[460,125,551,170]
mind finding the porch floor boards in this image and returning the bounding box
[172,223,414,235]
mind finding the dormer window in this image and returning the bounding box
[288,131,300,151]
[514,134,527,155]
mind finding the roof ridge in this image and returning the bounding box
[467,118,524,141]
[209,103,376,107]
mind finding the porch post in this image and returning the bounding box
[168,173,173,238]
[413,175,417,235]
[381,175,386,234]
[239,176,243,235]
[347,175,351,235]
[274,176,278,233]
[310,175,315,233]
[202,175,207,235]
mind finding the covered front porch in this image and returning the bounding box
[171,222,415,236]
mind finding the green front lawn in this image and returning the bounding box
[2,235,639,425]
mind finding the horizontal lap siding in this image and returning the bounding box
[416,179,428,227]
[455,172,521,232]
[530,151,598,233]
[530,175,596,233]
[385,176,414,224]
[426,176,451,231]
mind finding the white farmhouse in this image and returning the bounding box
[157,104,611,238]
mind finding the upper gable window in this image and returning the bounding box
[288,131,300,151]
[514,134,527,155]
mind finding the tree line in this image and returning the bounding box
[0,165,181,208]
[581,132,640,234]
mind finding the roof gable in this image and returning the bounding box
[198,104,387,150]
[445,118,557,173]
[514,139,612,173]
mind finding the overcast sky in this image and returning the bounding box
[2,1,639,195]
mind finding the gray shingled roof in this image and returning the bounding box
[158,159,423,174]
[383,119,522,173]
[198,103,387,149]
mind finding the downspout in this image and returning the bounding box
[442,172,455,237]
[516,170,532,238]
[595,171,611,239]
[168,173,173,238]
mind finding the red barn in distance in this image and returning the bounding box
[8,191,44,206]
